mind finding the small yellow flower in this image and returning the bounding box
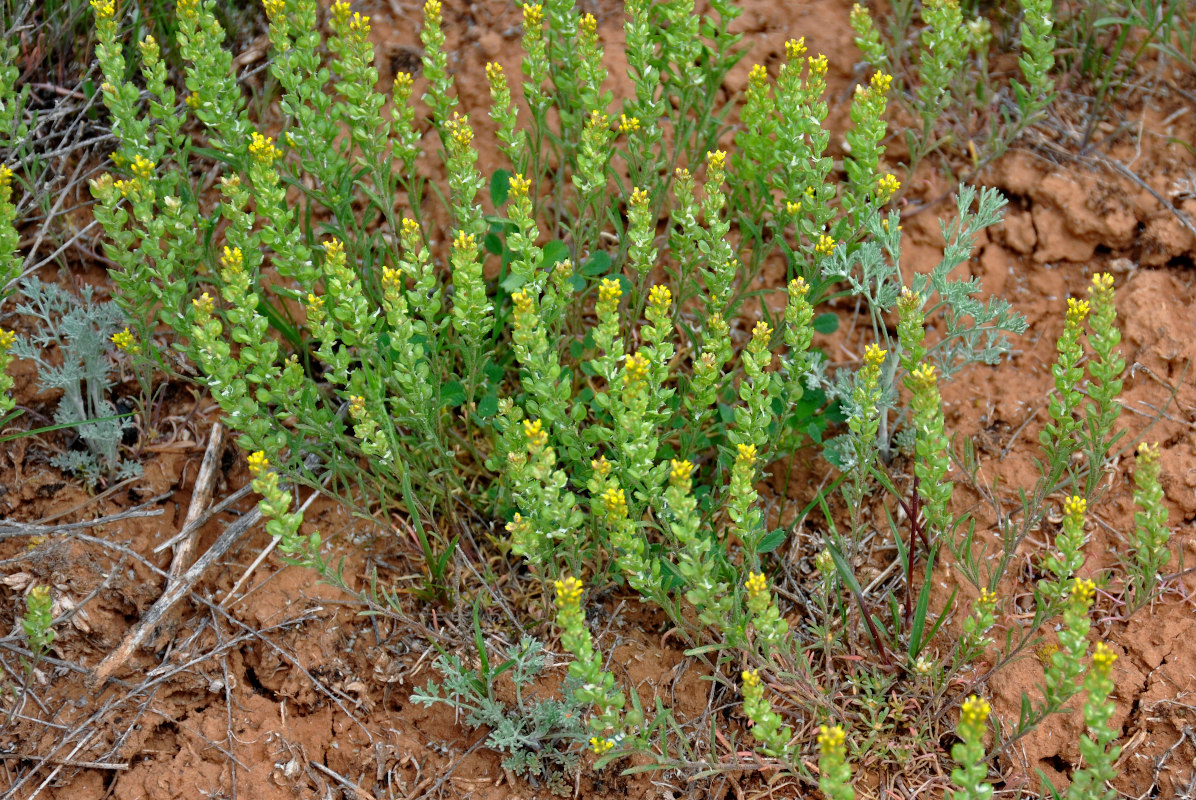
[814,234,837,256]
[401,217,420,238]
[751,320,772,344]
[177,0,198,19]
[509,173,531,198]
[785,200,801,216]
[870,72,893,94]
[1137,441,1158,464]
[748,64,768,89]
[446,113,473,148]
[977,587,997,607]
[452,230,476,252]
[1066,297,1090,326]
[523,418,548,449]
[555,259,573,280]
[784,37,807,61]
[554,575,584,606]
[741,669,761,688]
[591,456,611,477]
[669,459,693,485]
[911,363,937,387]
[307,293,325,312]
[598,277,623,305]
[1063,495,1086,520]
[877,173,900,200]
[0,163,13,190]
[113,179,132,198]
[381,265,403,291]
[602,486,628,518]
[706,149,726,173]
[393,71,414,93]
[90,0,115,18]
[185,92,200,110]
[111,327,140,354]
[0,329,15,352]
[629,186,649,207]
[192,292,215,315]
[736,442,757,467]
[589,737,614,755]
[579,12,597,37]
[511,289,534,316]
[587,110,609,129]
[247,451,270,476]
[221,245,244,272]
[625,351,649,383]
[1070,577,1096,605]
[263,0,285,19]
[484,61,503,83]
[618,114,640,134]
[808,53,829,77]
[863,343,887,370]
[249,132,282,165]
[424,0,442,23]
[348,394,367,418]
[789,277,809,297]
[1090,272,1114,295]
[960,695,991,726]
[745,571,768,597]
[881,218,902,233]
[332,0,351,20]
[522,2,543,30]
[817,724,846,754]
[1091,641,1117,673]
[648,284,672,312]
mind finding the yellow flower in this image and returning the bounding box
[911,363,937,387]
[588,110,609,129]
[863,343,887,370]
[452,230,476,252]
[0,329,15,352]
[90,0,115,18]
[625,351,649,383]
[508,173,531,199]
[446,113,473,148]
[736,442,757,467]
[850,4,868,27]
[960,695,991,726]
[1090,272,1114,295]
[814,234,837,256]
[589,737,614,755]
[630,186,649,207]
[877,173,900,200]
[307,293,325,312]
[484,61,503,84]
[511,289,533,316]
[579,12,597,36]
[1137,441,1158,464]
[870,72,893,94]
[1070,577,1096,605]
[648,284,672,312]
[669,459,693,485]
[221,245,244,272]
[817,724,846,754]
[618,114,640,134]
[785,37,807,60]
[1063,495,1086,520]
[785,200,801,216]
[591,456,612,477]
[111,327,140,354]
[554,575,584,606]
[522,418,548,449]
[741,669,761,688]
[1066,297,1090,326]
[1091,641,1117,673]
[381,265,403,292]
[348,395,367,418]
[0,164,13,190]
[555,259,573,280]
[523,2,543,30]
[977,587,997,607]
[332,0,351,20]
[247,451,270,476]
[752,320,772,344]
[881,218,902,233]
[602,486,628,518]
[789,277,809,297]
[177,0,198,19]
[808,53,829,77]
[347,11,370,34]
[192,292,215,315]
[393,71,414,94]
[185,92,200,110]
[598,277,623,305]
[706,149,726,173]
[748,64,768,88]
[424,0,442,23]
[401,218,420,238]
[113,179,132,198]
[249,132,281,165]
[745,571,768,597]
[263,0,285,19]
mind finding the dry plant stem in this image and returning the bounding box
[90,504,261,687]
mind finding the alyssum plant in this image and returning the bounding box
[72,0,1167,793]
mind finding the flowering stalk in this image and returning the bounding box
[1039,298,1089,486]
[248,451,321,566]
[817,723,853,800]
[485,62,526,174]
[1068,643,1120,800]
[505,419,585,574]
[745,571,789,654]
[1082,273,1124,495]
[844,71,892,226]
[663,459,734,632]
[1127,442,1171,612]
[1043,578,1095,708]
[742,670,794,758]
[1042,496,1087,604]
[948,696,994,800]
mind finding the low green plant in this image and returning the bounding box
[20,585,54,673]
[410,628,587,793]
[10,277,141,488]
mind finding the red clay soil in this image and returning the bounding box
[2,0,1196,798]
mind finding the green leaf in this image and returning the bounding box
[813,312,839,334]
[476,393,499,418]
[440,381,466,408]
[541,239,569,269]
[757,528,787,554]
[582,250,611,276]
[490,169,511,207]
[484,232,503,256]
[499,271,526,292]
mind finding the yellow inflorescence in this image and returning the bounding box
[192,292,215,315]
[348,395,367,418]
[1063,495,1086,520]
[177,0,198,19]
[863,343,887,370]
[870,72,893,93]
[1137,441,1158,464]
[523,418,548,449]
[752,320,772,343]
[0,163,12,190]
[0,329,13,352]
[809,53,829,77]
[960,695,991,726]
[447,113,473,148]
[130,155,155,181]
[877,173,900,200]
[748,64,768,88]
[263,0,285,19]
[625,351,649,383]
[509,173,531,198]
[221,245,244,272]
[247,451,270,476]
[1066,297,1090,326]
[785,37,807,60]
[630,186,649,207]
[741,669,761,688]
[1091,641,1117,673]
[523,2,543,30]
[669,459,693,485]
[511,290,533,316]
[589,737,614,755]
[554,575,584,606]
[1070,577,1096,605]
[424,0,442,23]
[91,0,115,18]
[587,110,609,130]
[111,327,139,353]
[602,486,628,518]
[484,61,503,83]
[1090,272,1114,295]
[249,132,282,165]
[598,277,623,305]
[911,363,937,387]
[789,277,809,297]
[818,724,846,754]
[401,218,420,238]
[648,284,672,312]
[745,571,768,597]
[382,265,402,291]
[591,456,611,477]
[453,230,476,252]
[618,114,640,134]
[394,71,414,93]
[978,587,997,607]
[786,200,801,216]
[815,234,837,256]
[736,443,757,467]
[579,12,597,36]
[707,149,726,173]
